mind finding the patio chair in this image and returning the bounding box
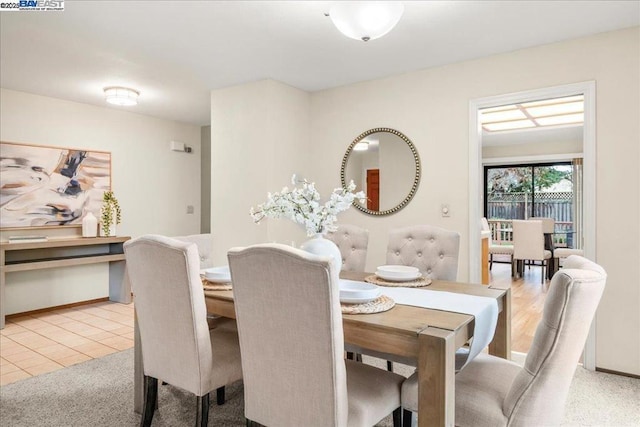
[481,218,514,271]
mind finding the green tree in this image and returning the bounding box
[488,166,570,194]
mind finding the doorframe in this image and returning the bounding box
[468,81,597,369]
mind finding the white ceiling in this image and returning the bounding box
[1,1,638,126]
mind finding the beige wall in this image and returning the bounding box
[0,88,201,313]
[210,80,310,263]
[307,28,639,374]
[209,28,638,374]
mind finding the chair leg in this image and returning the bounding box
[216,386,225,405]
[355,353,362,362]
[387,360,393,372]
[403,409,414,427]
[141,376,158,427]
[196,393,210,427]
[392,408,402,427]
[489,253,493,270]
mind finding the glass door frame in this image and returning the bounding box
[483,161,573,220]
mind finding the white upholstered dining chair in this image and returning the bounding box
[529,216,555,234]
[554,248,585,266]
[512,220,552,284]
[173,233,223,332]
[124,235,243,427]
[353,224,460,372]
[227,243,404,427]
[326,224,369,272]
[401,255,607,427]
[173,233,214,268]
[386,225,460,281]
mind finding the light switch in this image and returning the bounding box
[441,204,450,217]
[186,205,194,214]
[170,140,185,152]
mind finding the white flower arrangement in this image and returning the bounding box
[250,175,366,236]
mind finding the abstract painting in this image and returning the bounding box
[0,141,111,228]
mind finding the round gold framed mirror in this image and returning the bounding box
[341,128,420,216]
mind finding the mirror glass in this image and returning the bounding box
[341,128,420,216]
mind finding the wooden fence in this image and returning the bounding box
[487,191,576,248]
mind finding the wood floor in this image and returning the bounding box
[489,257,548,354]
[1,262,545,386]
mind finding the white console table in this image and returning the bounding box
[0,236,131,328]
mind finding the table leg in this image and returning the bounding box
[134,310,144,414]
[417,328,456,427]
[489,288,511,359]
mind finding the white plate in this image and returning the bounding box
[339,279,380,300]
[375,271,422,282]
[376,265,419,275]
[340,291,381,305]
[203,266,231,283]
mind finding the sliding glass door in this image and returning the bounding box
[484,162,580,248]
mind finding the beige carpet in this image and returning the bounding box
[0,349,638,426]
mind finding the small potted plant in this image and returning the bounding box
[100,191,121,237]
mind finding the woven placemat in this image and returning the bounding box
[201,278,232,291]
[364,274,432,288]
[341,295,395,314]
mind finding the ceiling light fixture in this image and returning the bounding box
[354,141,370,151]
[329,1,404,42]
[104,86,139,106]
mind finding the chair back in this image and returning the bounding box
[124,235,213,396]
[512,220,545,261]
[326,224,369,272]
[529,217,555,234]
[503,255,607,426]
[481,217,493,245]
[173,233,214,268]
[386,225,460,281]
[227,244,348,427]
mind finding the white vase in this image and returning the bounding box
[82,212,98,237]
[300,233,343,273]
[99,223,116,237]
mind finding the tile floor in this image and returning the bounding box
[0,301,134,386]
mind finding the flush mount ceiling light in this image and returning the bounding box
[329,1,404,42]
[353,141,370,151]
[104,86,139,106]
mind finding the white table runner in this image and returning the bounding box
[380,287,498,371]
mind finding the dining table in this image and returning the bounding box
[133,271,511,427]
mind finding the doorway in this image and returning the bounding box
[468,81,596,368]
[484,162,581,249]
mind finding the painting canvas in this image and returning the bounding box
[0,141,111,228]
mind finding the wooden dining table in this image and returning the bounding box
[133,271,510,427]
